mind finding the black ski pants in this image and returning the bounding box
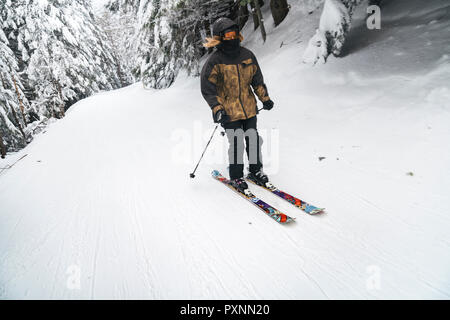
[223,116,263,180]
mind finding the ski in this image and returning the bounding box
[246,178,325,215]
[212,170,294,224]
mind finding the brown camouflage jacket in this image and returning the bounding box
[200,47,270,122]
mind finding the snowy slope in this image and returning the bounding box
[1,0,450,299]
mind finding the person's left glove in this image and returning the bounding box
[263,99,274,110]
[214,109,229,124]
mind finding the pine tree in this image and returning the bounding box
[8,0,121,115]
[303,0,363,65]
[95,8,136,86]
[0,1,29,152]
[270,0,289,27]
[131,0,236,89]
[0,131,6,158]
[0,0,122,156]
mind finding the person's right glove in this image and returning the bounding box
[214,109,229,124]
[263,99,274,110]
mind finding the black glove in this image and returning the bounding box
[263,99,274,110]
[214,109,229,124]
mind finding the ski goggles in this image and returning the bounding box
[222,30,239,40]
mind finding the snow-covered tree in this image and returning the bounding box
[131,0,236,89]
[0,0,122,156]
[105,0,141,84]
[133,0,174,89]
[11,0,121,115]
[303,0,362,65]
[95,8,136,86]
[0,2,29,152]
[270,0,290,27]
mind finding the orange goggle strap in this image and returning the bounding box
[223,30,238,40]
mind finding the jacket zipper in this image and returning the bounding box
[236,64,248,119]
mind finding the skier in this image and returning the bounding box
[201,17,274,193]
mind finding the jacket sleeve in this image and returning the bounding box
[250,52,271,103]
[201,56,223,116]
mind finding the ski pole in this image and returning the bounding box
[191,107,264,176]
[189,124,219,178]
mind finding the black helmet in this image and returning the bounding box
[212,17,239,36]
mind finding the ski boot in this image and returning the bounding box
[230,178,251,196]
[247,170,274,190]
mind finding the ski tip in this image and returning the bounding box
[211,170,220,177]
[279,215,295,224]
[309,208,325,215]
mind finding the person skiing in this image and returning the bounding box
[200,17,274,193]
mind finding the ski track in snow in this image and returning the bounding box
[1,0,450,299]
